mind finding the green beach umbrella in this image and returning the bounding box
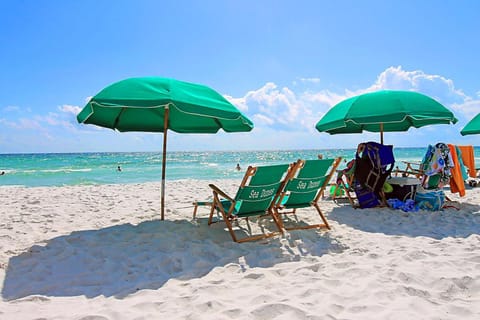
[460,113,480,136]
[316,90,458,144]
[77,77,254,220]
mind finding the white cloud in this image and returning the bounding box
[2,66,479,153]
[252,113,274,126]
[227,66,478,149]
[451,98,480,120]
[38,112,78,132]
[240,82,311,130]
[367,66,466,104]
[17,118,43,130]
[3,105,20,112]
[224,95,248,112]
[299,77,321,83]
[0,104,82,144]
[301,91,343,106]
[0,118,17,128]
[59,104,82,115]
[239,66,468,135]
[44,113,61,126]
[236,82,344,133]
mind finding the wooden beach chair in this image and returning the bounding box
[393,145,434,180]
[207,163,291,243]
[332,158,357,206]
[398,144,475,192]
[192,200,214,220]
[405,143,452,190]
[272,157,342,231]
[395,143,457,209]
[393,160,424,178]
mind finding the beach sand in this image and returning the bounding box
[1,180,479,319]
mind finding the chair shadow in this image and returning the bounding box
[2,217,342,300]
[328,201,480,239]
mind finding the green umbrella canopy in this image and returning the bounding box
[460,113,480,136]
[316,90,458,135]
[77,77,254,133]
[77,77,254,220]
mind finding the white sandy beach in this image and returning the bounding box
[1,180,479,319]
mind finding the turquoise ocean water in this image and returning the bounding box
[1,148,479,187]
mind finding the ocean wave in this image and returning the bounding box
[200,162,219,167]
[0,184,26,188]
[2,148,478,187]
[41,168,92,173]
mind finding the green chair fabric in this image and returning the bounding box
[273,158,342,231]
[231,164,289,216]
[281,160,333,208]
[208,164,290,243]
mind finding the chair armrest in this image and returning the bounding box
[402,160,422,165]
[208,184,235,202]
[396,161,424,176]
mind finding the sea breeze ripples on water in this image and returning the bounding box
[1,148,479,187]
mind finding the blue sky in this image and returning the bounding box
[1,0,480,153]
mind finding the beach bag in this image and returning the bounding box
[355,142,395,195]
[354,184,380,208]
[415,189,445,211]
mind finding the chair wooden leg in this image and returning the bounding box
[236,231,279,243]
[223,217,239,243]
[192,202,199,219]
[227,215,283,243]
[338,180,356,207]
[314,203,330,229]
[209,197,222,225]
[271,209,285,232]
[276,205,331,231]
[208,202,216,225]
[193,201,215,220]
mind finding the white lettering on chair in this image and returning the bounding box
[248,188,275,199]
[295,180,322,191]
[308,180,321,188]
[297,181,307,190]
[261,188,275,197]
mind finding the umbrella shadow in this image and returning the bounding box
[328,202,480,239]
[2,217,343,300]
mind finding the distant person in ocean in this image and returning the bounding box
[117,166,122,172]
[0,171,4,175]
[236,163,241,171]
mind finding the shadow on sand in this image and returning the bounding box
[328,200,480,239]
[2,217,343,300]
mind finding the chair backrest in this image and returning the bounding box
[361,141,395,171]
[276,158,336,209]
[233,164,290,215]
[335,158,356,188]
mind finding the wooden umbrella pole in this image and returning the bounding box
[161,106,170,221]
[380,123,384,145]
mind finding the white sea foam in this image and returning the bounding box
[41,168,92,173]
